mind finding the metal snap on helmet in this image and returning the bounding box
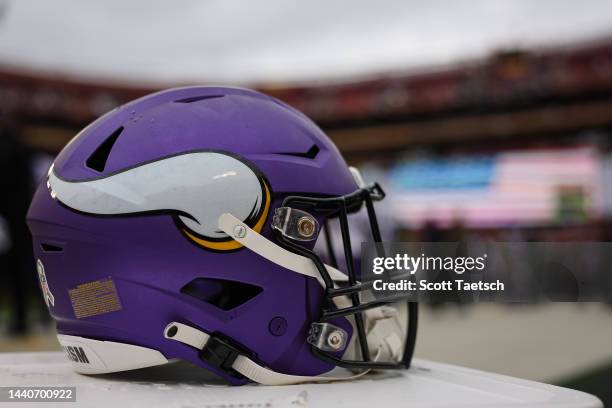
[27,86,417,385]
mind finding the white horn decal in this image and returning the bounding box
[47,152,271,251]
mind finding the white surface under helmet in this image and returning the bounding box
[0,352,602,408]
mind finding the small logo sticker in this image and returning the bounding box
[62,345,90,364]
[37,259,55,308]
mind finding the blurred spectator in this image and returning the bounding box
[0,120,38,336]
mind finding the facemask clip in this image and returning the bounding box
[307,322,348,352]
[272,207,319,241]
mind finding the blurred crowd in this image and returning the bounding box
[4,38,612,334]
[0,121,47,336]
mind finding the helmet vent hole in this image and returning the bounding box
[40,242,63,252]
[180,278,262,311]
[173,95,224,103]
[86,126,124,172]
[277,144,320,159]
[303,144,320,159]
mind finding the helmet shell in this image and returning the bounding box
[27,87,357,384]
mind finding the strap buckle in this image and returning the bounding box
[307,322,348,352]
[198,335,244,378]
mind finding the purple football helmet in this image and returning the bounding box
[27,87,417,385]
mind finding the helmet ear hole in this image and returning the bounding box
[180,278,262,311]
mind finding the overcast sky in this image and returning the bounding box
[1,0,612,85]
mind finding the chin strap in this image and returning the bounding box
[164,322,373,385]
[218,213,348,287]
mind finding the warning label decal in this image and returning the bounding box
[68,278,122,319]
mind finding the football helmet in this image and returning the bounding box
[27,87,418,385]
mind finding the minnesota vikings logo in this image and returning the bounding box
[46,152,271,251]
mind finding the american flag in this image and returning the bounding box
[388,146,602,228]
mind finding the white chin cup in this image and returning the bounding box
[342,302,407,365]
